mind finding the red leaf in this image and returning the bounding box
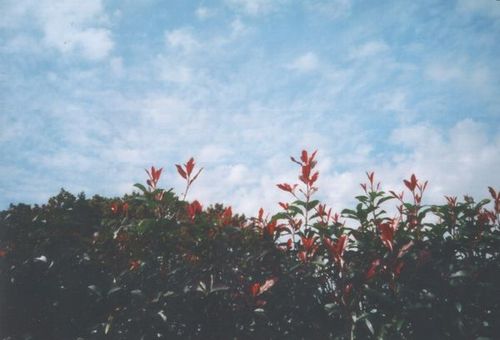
[367,171,374,185]
[404,174,418,191]
[324,235,347,266]
[403,180,412,191]
[129,260,141,271]
[277,183,296,193]
[411,174,417,187]
[279,202,289,210]
[301,235,317,252]
[365,259,381,280]
[259,277,277,294]
[309,150,318,164]
[298,250,308,262]
[258,208,264,221]
[146,166,162,188]
[221,207,232,226]
[301,150,308,163]
[445,196,457,207]
[378,221,395,252]
[343,283,353,303]
[111,202,119,214]
[394,260,404,277]
[266,221,277,236]
[309,171,319,186]
[154,167,163,182]
[290,156,302,166]
[186,157,195,176]
[488,186,497,200]
[187,200,203,221]
[176,164,187,179]
[250,283,260,297]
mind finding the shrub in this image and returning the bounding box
[0,152,499,339]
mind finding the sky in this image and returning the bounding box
[1,0,499,216]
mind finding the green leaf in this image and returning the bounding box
[403,203,415,210]
[450,270,469,278]
[378,196,394,205]
[341,209,356,216]
[288,205,304,216]
[475,199,491,210]
[292,200,307,208]
[133,183,148,193]
[307,200,320,211]
[355,195,368,203]
[364,318,375,335]
[272,212,290,221]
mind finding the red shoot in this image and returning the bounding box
[250,283,260,297]
[146,166,163,189]
[111,202,119,214]
[187,200,203,222]
[324,235,348,266]
[220,206,233,226]
[277,183,298,194]
[404,174,418,192]
[378,219,398,252]
[176,157,203,200]
[365,258,381,280]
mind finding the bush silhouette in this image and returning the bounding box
[1,152,499,339]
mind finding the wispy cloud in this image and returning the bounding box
[456,0,500,19]
[305,0,352,19]
[226,0,286,16]
[286,52,319,72]
[2,0,114,60]
[349,41,389,59]
[195,6,217,20]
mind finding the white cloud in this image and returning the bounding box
[110,57,124,77]
[226,0,285,16]
[305,0,352,19]
[141,95,192,126]
[0,1,33,29]
[2,35,42,55]
[286,52,319,72]
[198,145,234,163]
[227,164,250,184]
[456,0,500,19]
[165,28,201,52]
[0,0,114,60]
[349,41,389,59]
[195,6,216,20]
[387,119,500,202]
[156,55,194,84]
[425,61,496,102]
[426,63,463,82]
[36,0,113,60]
[230,18,248,37]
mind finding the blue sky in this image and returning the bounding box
[1,0,499,215]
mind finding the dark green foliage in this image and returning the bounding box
[0,175,499,339]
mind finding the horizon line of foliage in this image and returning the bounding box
[0,151,499,339]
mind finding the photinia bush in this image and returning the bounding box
[0,151,499,339]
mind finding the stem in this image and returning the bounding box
[350,317,356,340]
[182,180,190,201]
[304,184,311,233]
